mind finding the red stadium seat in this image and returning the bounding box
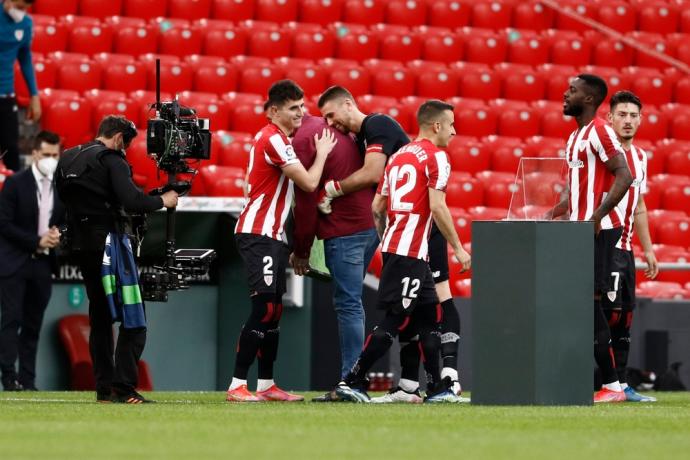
[497,108,540,138]
[273,57,316,70]
[628,32,671,70]
[428,0,471,29]
[255,0,299,22]
[212,0,255,20]
[146,62,193,95]
[299,0,344,26]
[422,34,463,64]
[523,135,566,159]
[468,206,508,221]
[593,39,634,68]
[158,27,203,58]
[637,281,688,299]
[475,170,515,187]
[200,165,247,197]
[247,30,292,59]
[647,209,688,236]
[458,68,501,101]
[67,24,114,55]
[675,76,690,104]
[554,1,597,32]
[103,61,147,93]
[15,57,57,97]
[637,2,679,34]
[513,1,554,30]
[104,16,147,28]
[415,69,459,100]
[385,0,427,27]
[541,111,575,138]
[342,0,385,26]
[549,36,591,67]
[79,0,123,18]
[83,89,128,105]
[452,279,472,298]
[32,23,69,54]
[91,99,140,131]
[445,177,484,209]
[446,138,489,174]
[193,64,238,94]
[464,33,507,65]
[472,1,513,29]
[215,131,253,169]
[56,61,102,92]
[631,74,673,107]
[201,28,247,58]
[114,26,159,56]
[662,185,690,213]
[370,67,414,99]
[656,219,690,248]
[168,0,211,19]
[490,140,527,173]
[123,0,168,19]
[284,66,328,96]
[93,52,136,65]
[454,105,497,138]
[635,107,668,142]
[238,65,285,96]
[666,149,690,176]
[335,30,379,61]
[507,34,549,66]
[502,71,546,102]
[670,110,690,141]
[537,64,576,101]
[193,100,231,132]
[33,0,78,16]
[580,65,631,99]
[595,1,637,33]
[42,98,93,148]
[292,30,336,60]
[232,101,269,134]
[379,33,422,62]
[327,66,370,96]
[483,181,520,208]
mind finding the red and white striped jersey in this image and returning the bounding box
[616,144,648,251]
[565,117,625,229]
[235,122,300,242]
[378,139,451,260]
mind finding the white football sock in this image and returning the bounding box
[228,378,247,391]
[257,379,275,392]
[399,378,419,392]
[441,367,458,382]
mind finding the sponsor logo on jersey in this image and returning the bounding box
[432,270,441,278]
[568,159,584,168]
[631,178,643,188]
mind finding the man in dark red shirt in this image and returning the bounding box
[290,113,379,402]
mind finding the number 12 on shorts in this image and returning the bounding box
[401,276,420,309]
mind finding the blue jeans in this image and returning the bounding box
[324,228,379,379]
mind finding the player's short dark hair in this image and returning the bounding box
[609,90,642,112]
[266,79,304,109]
[32,130,60,151]
[417,100,454,126]
[317,85,354,109]
[96,115,138,145]
[576,74,608,108]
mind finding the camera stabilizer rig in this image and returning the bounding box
[140,59,216,302]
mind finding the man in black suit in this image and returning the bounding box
[0,130,63,391]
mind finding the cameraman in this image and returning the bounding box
[56,115,178,403]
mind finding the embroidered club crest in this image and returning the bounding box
[15,29,24,41]
[264,275,273,286]
[402,298,412,309]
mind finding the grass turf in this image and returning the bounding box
[1,391,689,460]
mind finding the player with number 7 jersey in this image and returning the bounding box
[335,100,470,404]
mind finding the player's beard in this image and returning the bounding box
[563,103,583,117]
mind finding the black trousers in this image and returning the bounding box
[0,97,20,172]
[76,250,146,396]
[0,257,52,388]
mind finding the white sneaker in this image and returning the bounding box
[370,386,423,404]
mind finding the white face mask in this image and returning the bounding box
[37,157,58,177]
[7,7,26,23]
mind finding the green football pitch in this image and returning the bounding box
[2,391,689,460]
